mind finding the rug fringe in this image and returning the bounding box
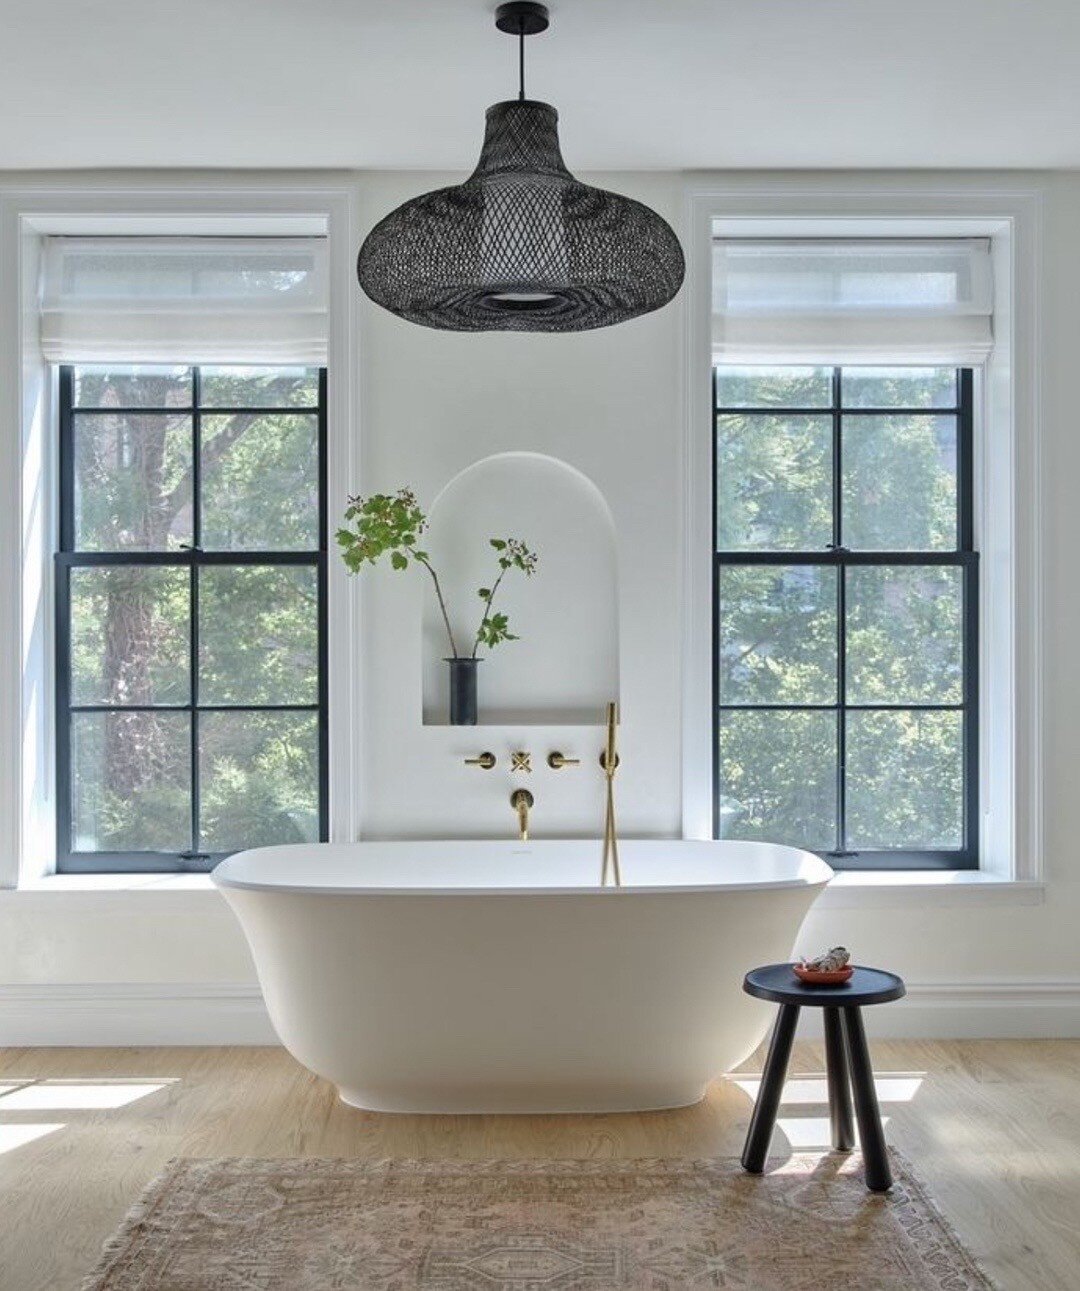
[79,1158,183,1291]
[887,1147,1001,1291]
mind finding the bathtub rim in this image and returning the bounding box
[211,839,835,899]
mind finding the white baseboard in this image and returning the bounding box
[798,979,1080,1040]
[1,979,1078,1048]
[0,982,277,1046]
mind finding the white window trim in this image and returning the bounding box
[0,175,363,891]
[680,176,1045,904]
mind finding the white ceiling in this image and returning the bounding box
[1,0,1078,172]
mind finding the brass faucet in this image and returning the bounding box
[510,789,534,841]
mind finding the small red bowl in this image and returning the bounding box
[793,963,854,986]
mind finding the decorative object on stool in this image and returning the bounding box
[81,1155,993,1291]
[741,962,906,1192]
[336,487,538,724]
[355,3,685,333]
[794,945,853,985]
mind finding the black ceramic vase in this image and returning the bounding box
[446,657,480,725]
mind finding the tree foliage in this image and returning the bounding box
[68,366,321,858]
[715,365,966,855]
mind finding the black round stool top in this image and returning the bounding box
[743,963,905,1006]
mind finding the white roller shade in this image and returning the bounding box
[712,239,993,364]
[40,237,328,364]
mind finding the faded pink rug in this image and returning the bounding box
[82,1154,994,1290]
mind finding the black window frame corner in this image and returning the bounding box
[55,363,330,874]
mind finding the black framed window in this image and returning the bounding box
[714,365,978,870]
[56,364,328,873]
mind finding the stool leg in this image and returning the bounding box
[824,1006,855,1152]
[842,1006,892,1192]
[741,1003,800,1174]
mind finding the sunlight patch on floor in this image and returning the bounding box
[0,1080,175,1111]
[0,1123,66,1156]
[732,1073,924,1104]
[775,1114,892,1149]
[765,1150,866,1176]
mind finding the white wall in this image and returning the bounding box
[357,171,682,843]
[1,169,1079,1040]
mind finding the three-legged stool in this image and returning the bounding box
[740,963,906,1192]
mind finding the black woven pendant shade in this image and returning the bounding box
[356,7,685,333]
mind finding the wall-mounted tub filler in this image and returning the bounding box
[511,788,534,841]
[212,840,834,1114]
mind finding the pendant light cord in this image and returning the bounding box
[518,21,526,100]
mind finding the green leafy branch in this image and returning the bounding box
[473,537,538,657]
[336,487,538,659]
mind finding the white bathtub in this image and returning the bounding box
[213,840,832,1114]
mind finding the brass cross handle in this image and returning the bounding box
[547,751,580,770]
[464,752,497,769]
[511,751,532,773]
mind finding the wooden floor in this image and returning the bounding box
[0,1041,1077,1291]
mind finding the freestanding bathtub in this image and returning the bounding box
[213,840,832,1114]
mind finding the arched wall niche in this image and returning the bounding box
[422,452,619,726]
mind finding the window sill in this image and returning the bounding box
[1,867,1044,911]
[0,872,223,915]
[818,870,1044,909]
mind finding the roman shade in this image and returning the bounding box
[39,237,328,364]
[712,238,994,364]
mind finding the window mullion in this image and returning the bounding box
[958,367,975,552]
[58,366,75,553]
[835,559,848,857]
[188,366,202,863]
[831,367,848,858]
[831,366,843,550]
[963,545,981,860]
[958,368,978,859]
[56,366,75,866]
[316,367,330,838]
[187,555,200,863]
[192,365,202,551]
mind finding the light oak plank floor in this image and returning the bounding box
[0,1041,1077,1291]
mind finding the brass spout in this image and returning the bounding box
[511,788,534,841]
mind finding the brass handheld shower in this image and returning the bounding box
[600,702,622,887]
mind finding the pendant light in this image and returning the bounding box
[356,2,685,333]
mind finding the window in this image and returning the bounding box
[714,365,977,869]
[55,364,328,872]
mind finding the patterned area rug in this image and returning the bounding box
[82,1154,994,1290]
